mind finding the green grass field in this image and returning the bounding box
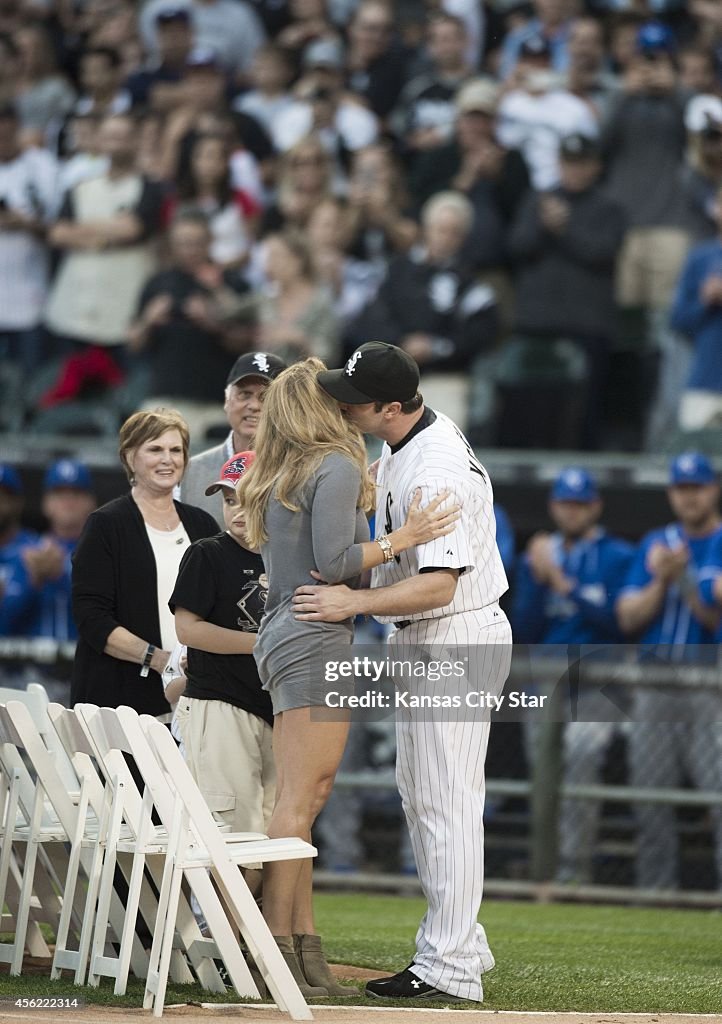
[2,894,721,1014]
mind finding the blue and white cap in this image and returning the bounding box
[669,452,716,486]
[43,459,93,493]
[550,467,599,503]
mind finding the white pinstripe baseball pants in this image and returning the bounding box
[390,605,512,1001]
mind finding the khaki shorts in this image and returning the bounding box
[616,227,689,309]
[174,696,276,836]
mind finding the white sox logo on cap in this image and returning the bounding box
[225,455,250,477]
[345,350,362,376]
[253,353,270,373]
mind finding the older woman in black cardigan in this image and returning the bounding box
[71,408,218,716]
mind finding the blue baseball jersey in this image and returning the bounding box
[0,536,77,641]
[494,504,516,578]
[618,522,722,650]
[512,528,634,645]
[695,528,722,641]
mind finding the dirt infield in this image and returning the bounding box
[1,1004,721,1024]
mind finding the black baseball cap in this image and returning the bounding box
[317,342,420,405]
[226,351,287,386]
[156,5,190,24]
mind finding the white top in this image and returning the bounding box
[0,147,59,330]
[371,410,508,624]
[145,522,190,652]
[496,87,599,191]
[271,100,378,154]
[233,91,296,135]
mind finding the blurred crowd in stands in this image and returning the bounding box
[1,0,722,449]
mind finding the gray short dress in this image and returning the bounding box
[254,452,370,714]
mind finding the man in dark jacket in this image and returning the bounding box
[345,190,498,433]
[503,133,626,448]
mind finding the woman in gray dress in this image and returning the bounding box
[240,357,457,996]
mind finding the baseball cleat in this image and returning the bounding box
[364,966,466,1001]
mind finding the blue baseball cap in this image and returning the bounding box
[669,452,716,486]
[0,463,22,495]
[636,21,675,56]
[550,467,599,503]
[43,459,93,493]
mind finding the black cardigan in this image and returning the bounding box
[71,493,219,714]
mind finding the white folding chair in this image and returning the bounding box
[0,683,76,955]
[45,703,151,984]
[73,703,230,996]
[0,702,87,975]
[135,710,316,1020]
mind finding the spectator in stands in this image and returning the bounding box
[160,70,268,200]
[497,34,599,191]
[71,408,218,714]
[307,196,384,328]
[499,0,580,80]
[504,133,626,449]
[44,112,163,374]
[140,0,267,78]
[346,190,497,430]
[258,228,339,364]
[410,79,529,274]
[513,467,634,884]
[179,350,287,519]
[0,460,96,642]
[602,21,690,450]
[271,38,378,156]
[233,43,295,135]
[565,16,618,121]
[258,134,333,237]
[669,182,722,431]
[345,0,409,120]
[274,0,335,62]
[74,46,131,117]
[13,22,76,146]
[125,7,193,112]
[680,94,722,242]
[393,12,473,158]
[616,451,722,891]
[345,143,418,272]
[0,104,59,381]
[168,132,258,268]
[58,112,108,193]
[128,211,257,441]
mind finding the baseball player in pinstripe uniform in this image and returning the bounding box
[293,342,512,1003]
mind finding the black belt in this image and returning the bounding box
[394,620,412,630]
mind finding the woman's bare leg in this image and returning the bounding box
[262,707,349,937]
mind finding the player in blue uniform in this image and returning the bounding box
[616,452,722,890]
[0,460,95,641]
[513,467,634,883]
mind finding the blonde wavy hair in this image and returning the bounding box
[238,358,375,548]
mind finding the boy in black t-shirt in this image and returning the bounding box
[170,451,275,857]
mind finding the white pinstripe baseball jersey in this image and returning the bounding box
[371,408,508,623]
